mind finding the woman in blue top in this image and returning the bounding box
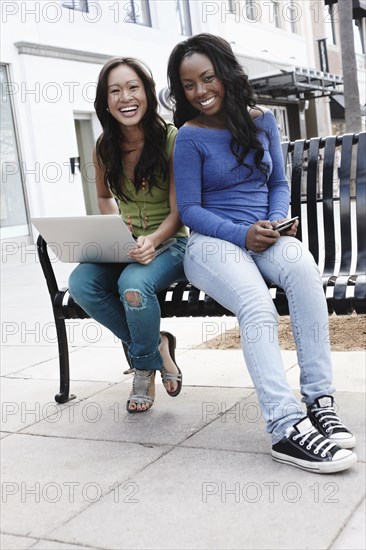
[167,34,356,473]
[69,58,188,413]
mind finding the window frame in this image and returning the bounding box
[0,64,30,239]
[227,0,236,13]
[177,0,192,36]
[62,0,89,13]
[124,0,152,27]
[245,0,256,21]
[287,0,299,34]
[354,18,365,55]
[272,0,282,29]
[325,3,337,46]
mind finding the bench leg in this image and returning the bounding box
[54,318,76,404]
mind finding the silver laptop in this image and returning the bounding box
[31,215,176,263]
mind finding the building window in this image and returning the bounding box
[286,0,299,33]
[325,4,337,45]
[263,104,290,142]
[177,0,192,36]
[245,0,256,21]
[227,0,236,13]
[124,0,151,26]
[272,0,282,29]
[62,0,89,12]
[0,65,29,239]
[354,19,365,54]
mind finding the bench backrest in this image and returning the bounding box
[37,132,366,318]
[283,132,365,280]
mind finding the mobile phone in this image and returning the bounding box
[273,216,299,233]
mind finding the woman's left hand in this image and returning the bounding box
[128,235,156,265]
[272,217,299,237]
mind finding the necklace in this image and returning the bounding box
[127,178,149,236]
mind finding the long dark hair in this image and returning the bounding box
[94,57,168,201]
[167,33,268,175]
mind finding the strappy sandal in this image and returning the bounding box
[122,342,134,375]
[126,369,155,413]
[160,331,183,397]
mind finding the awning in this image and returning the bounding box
[330,94,366,118]
[249,67,343,101]
[325,0,366,19]
[354,0,366,18]
[330,94,345,119]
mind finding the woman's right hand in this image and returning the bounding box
[245,221,279,252]
[128,235,156,265]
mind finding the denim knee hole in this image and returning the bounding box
[123,289,147,310]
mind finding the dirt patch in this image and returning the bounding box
[196,314,366,351]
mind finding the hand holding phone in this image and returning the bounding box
[272,216,299,233]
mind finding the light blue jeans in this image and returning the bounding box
[68,237,187,372]
[184,233,334,444]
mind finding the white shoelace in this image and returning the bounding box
[313,406,347,432]
[292,426,337,457]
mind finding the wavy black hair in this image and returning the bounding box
[94,57,168,201]
[167,33,268,175]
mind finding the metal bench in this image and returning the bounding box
[36,131,366,404]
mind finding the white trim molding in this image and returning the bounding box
[14,42,112,65]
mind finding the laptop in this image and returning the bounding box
[31,215,177,263]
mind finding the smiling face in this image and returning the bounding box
[179,52,226,123]
[107,64,148,128]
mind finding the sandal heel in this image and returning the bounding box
[160,332,182,397]
[126,369,155,413]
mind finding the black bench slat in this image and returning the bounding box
[355,276,366,314]
[333,275,355,315]
[332,134,360,313]
[288,140,304,238]
[307,138,321,264]
[352,132,366,315]
[35,132,366,404]
[272,287,289,316]
[159,282,233,318]
[355,133,366,276]
[322,136,337,279]
[338,134,355,275]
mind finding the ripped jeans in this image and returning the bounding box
[68,237,187,371]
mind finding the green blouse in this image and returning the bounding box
[117,123,188,239]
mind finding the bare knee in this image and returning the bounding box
[124,290,145,309]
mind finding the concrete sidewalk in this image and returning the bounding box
[1,247,365,550]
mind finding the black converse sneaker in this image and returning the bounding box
[307,395,356,449]
[272,417,357,473]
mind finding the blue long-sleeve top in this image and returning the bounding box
[174,110,290,249]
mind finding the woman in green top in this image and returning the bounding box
[68,58,188,413]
